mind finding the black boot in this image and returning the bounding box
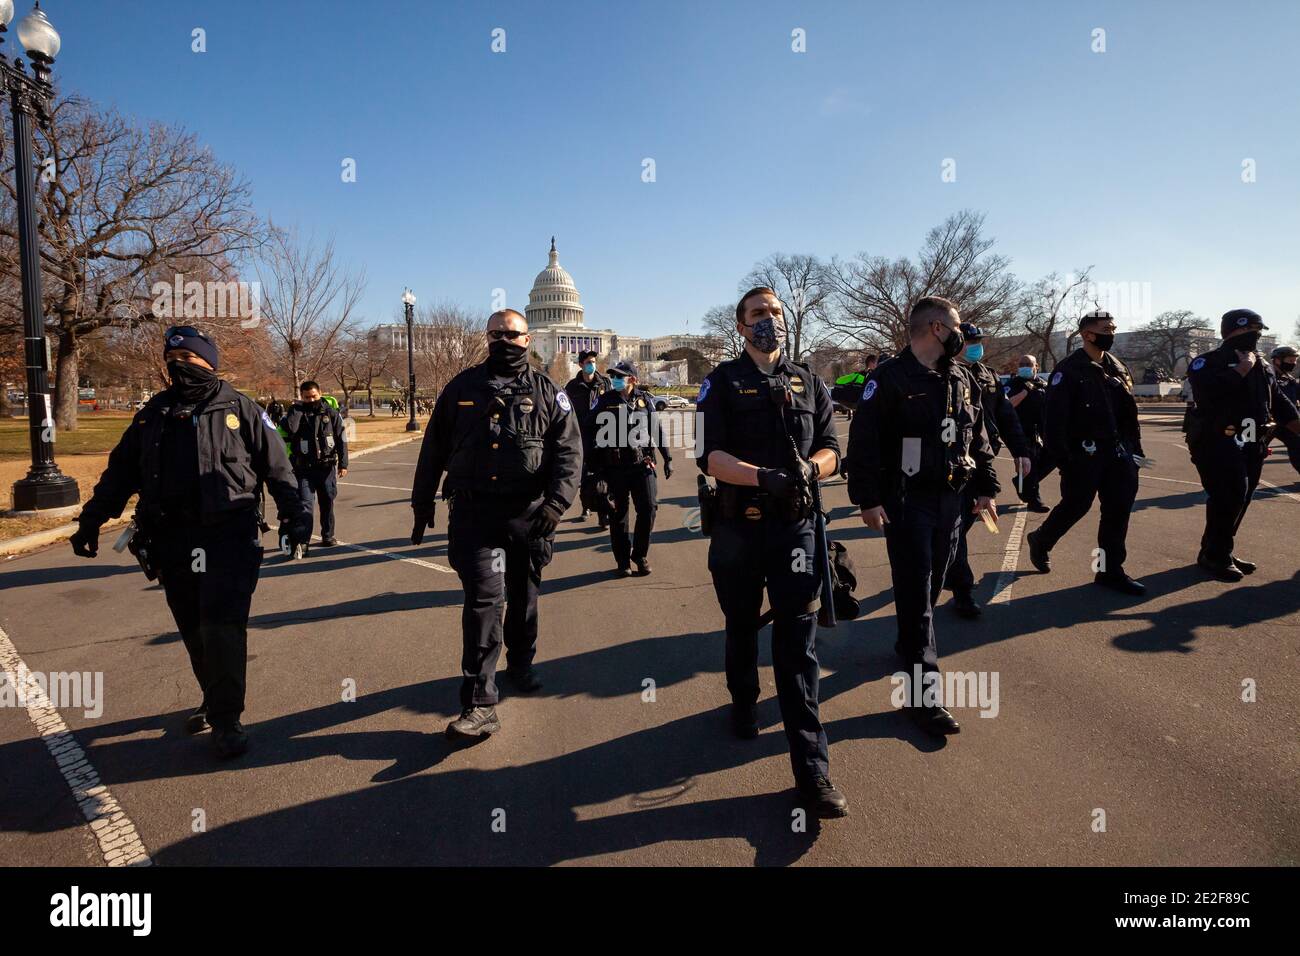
[730,701,759,739]
[505,666,543,693]
[446,706,500,739]
[185,705,208,735]
[1231,555,1257,575]
[1026,528,1051,572]
[953,592,982,619]
[212,722,249,759]
[1025,499,1050,514]
[907,705,961,736]
[1094,570,1147,595]
[1198,551,1244,582]
[634,558,652,576]
[796,776,849,818]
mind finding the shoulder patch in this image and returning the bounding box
[1003,385,1011,395]
[1050,372,1063,386]
[260,411,276,430]
[696,378,712,403]
[862,380,878,402]
[556,390,572,414]
[1190,357,1206,372]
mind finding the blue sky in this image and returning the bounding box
[42,0,1300,338]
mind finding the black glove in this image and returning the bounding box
[757,459,816,499]
[593,478,609,498]
[286,512,313,547]
[70,520,101,558]
[663,461,673,479]
[530,501,565,539]
[411,502,435,545]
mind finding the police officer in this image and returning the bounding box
[411,310,582,740]
[696,287,846,817]
[280,380,349,548]
[1269,345,1300,475]
[847,297,998,736]
[944,323,1032,618]
[1185,310,1300,581]
[590,361,671,576]
[564,349,610,523]
[69,327,309,758]
[1026,311,1146,593]
[1005,354,1053,512]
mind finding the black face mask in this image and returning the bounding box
[1281,361,1297,375]
[487,339,529,376]
[1087,331,1115,352]
[1234,331,1261,353]
[937,324,964,360]
[167,361,220,402]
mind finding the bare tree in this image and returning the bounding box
[1016,268,1095,369]
[0,97,263,429]
[740,253,830,362]
[255,227,365,392]
[700,303,743,360]
[336,325,394,416]
[1134,309,1213,377]
[411,301,486,400]
[823,210,1020,352]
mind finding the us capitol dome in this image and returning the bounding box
[524,237,636,366]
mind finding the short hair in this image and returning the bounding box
[736,287,779,324]
[299,380,320,393]
[908,296,958,336]
[488,309,528,328]
[578,350,598,362]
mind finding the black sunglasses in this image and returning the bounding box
[487,329,526,341]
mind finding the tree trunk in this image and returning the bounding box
[54,329,79,431]
[367,385,374,416]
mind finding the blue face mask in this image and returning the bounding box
[609,376,626,391]
[964,344,984,362]
[1017,366,1034,378]
[582,362,595,375]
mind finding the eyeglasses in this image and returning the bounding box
[487,329,526,341]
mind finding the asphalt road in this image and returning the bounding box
[2,408,1298,866]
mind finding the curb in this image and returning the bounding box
[0,434,421,558]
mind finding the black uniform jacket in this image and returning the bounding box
[694,350,839,481]
[281,402,349,472]
[1185,341,1298,446]
[81,381,304,527]
[588,386,672,469]
[966,360,1030,457]
[1006,375,1048,444]
[845,347,999,511]
[1044,348,1144,464]
[411,363,583,511]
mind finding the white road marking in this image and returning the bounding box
[316,535,455,574]
[0,623,151,867]
[339,482,413,492]
[988,507,1029,605]
[1259,480,1300,504]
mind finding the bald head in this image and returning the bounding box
[1018,354,1038,370]
[488,309,528,331]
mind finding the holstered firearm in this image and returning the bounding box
[119,515,159,581]
[696,474,716,536]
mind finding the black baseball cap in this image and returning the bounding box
[959,322,984,341]
[1220,308,1267,337]
[608,361,639,379]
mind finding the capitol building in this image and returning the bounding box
[370,238,719,385]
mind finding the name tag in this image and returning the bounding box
[901,437,922,476]
[458,401,474,406]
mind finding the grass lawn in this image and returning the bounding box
[0,411,423,542]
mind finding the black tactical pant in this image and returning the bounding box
[884,486,963,671]
[154,511,264,729]
[606,462,658,567]
[1191,436,1265,564]
[1019,441,1055,503]
[1274,429,1300,476]
[296,465,337,540]
[446,492,554,709]
[1037,449,1139,573]
[942,486,980,598]
[708,510,829,785]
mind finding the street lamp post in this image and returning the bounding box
[402,288,418,432]
[3,2,76,511]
